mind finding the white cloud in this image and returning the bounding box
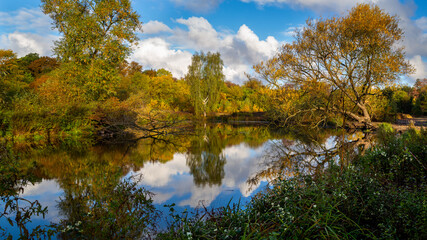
[0,32,58,57]
[223,65,251,85]
[136,153,189,187]
[0,8,57,57]
[170,0,224,13]
[415,17,427,31]
[168,18,280,83]
[131,17,280,83]
[234,25,280,63]
[131,37,193,78]
[21,180,61,197]
[132,141,273,208]
[375,0,427,82]
[20,180,63,222]
[142,20,172,34]
[172,17,221,50]
[409,55,427,80]
[0,8,53,33]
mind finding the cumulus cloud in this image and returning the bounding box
[374,0,427,82]
[170,0,224,13]
[142,20,172,34]
[131,37,193,78]
[0,32,58,57]
[409,55,427,80]
[0,8,58,57]
[131,17,280,83]
[171,17,221,50]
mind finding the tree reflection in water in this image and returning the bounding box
[55,175,158,239]
[248,128,372,185]
[3,124,370,238]
[33,146,159,239]
[186,126,227,187]
[0,144,55,239]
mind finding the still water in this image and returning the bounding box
[0,124,366,238]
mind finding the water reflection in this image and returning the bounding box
[249,129,371,185]
[187,126,227,187]
[1,124,370,238]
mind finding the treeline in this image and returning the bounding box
[382,79,427,118]
[0,50,269,141]
[1,49,426,141]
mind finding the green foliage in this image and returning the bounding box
[376,122,394,141]
[413,90,427,116]
[44,61,119,102]
[18,53,40,68]
[56,176,158,240]
[186,52,225,117]
[0,50,32,108]
[41,0,141,65]
[362,128,427,187]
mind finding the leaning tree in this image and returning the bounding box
[255,4,413,128]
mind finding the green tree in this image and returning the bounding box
[186,52,225,117]
[0,50,32,107]
[41,0,141,65]
[255,4,413,128]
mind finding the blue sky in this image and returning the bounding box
[1,0,426,84]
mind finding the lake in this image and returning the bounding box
[0,124,366,238]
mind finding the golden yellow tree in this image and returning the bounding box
[255,4,413,128]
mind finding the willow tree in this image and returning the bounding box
[186,52,225,117]
[255,4,413,128]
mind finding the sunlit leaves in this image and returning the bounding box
[254,4,414,127]
[41,0,142,65]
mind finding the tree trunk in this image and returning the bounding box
[357,103,373,129]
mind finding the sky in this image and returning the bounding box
[0,0,426,85]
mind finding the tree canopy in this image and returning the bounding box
[41,0,142,65]
[255,4,413,127]
[186,52,225,117]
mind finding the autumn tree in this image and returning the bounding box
[41,0,141,65]
[28,56,59,78]
[186,52,225,117]
[255,4,413,128]
[0,50,32,107]
[0,50,17,77]
[41,0,142,101]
